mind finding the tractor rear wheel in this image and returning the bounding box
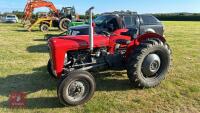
[127,38,171,88]
[40,24,49,32]
[57,70,96,106]
[59,18,71,31]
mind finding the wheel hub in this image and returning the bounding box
[67,80,88,102]
[142,54,161,77]
[43,27,47,31]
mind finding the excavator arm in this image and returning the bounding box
[23,0,59,21]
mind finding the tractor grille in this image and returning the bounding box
[48,42,57,76]
[48,43,53,64]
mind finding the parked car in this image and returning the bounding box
[5,15,18,23]
[45,11,164,40]
[94,12,164,36]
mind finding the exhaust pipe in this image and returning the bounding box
[87,7,95,52]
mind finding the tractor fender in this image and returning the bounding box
[126,33,166,59]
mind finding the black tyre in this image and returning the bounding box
[47,59,57,78]
[57,70,96,106]
[59,18,71,31]
[127,38,171,88]
[40,24,49,32]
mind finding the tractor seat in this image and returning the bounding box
[120,28,138,39]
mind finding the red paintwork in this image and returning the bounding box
[113,29,129,35]
[49,29,165,78]
[126,33,166,58]
[49,35,109,77]
[103,29,131,54]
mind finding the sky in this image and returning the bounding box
[0,0,200,14]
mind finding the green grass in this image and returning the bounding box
[0,21,200,113]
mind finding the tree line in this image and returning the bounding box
[1,11,200,21]
[153,13,200,21]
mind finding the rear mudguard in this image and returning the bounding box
[125,33,166,59]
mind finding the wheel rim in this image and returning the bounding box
[142,53,161,77]
[62,20,69,29]
[66,80,89,102]
[42,26,48,31]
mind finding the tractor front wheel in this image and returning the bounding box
[40,24,49,32]
[57,70,96,106]
[127,38,171,88]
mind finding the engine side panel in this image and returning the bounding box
[49,35,109,77]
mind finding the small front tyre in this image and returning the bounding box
[57,70,96,106]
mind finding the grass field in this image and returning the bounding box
[0,21,199,113]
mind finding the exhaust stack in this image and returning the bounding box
[87,7,95,52]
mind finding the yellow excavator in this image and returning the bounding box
[23,0,84,32]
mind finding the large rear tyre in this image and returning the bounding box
[57,70,96,106]
[59,18,71,31]
[127,38,171,88]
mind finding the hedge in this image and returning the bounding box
[153,15,200,21]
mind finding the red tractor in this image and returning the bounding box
[47,7,171,106]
